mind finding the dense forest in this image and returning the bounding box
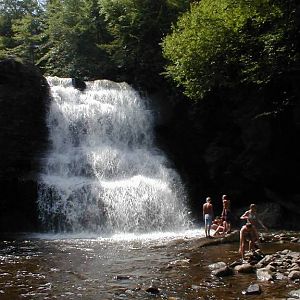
[2,0,298,96]
[0,0,300,230]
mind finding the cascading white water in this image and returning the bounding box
[38,77,191,233]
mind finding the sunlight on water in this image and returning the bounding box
[30,228,205,243]
[38,77,192,233]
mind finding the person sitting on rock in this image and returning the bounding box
[239,222,258,261]
[211,216,225,237]
[240,204,268,241]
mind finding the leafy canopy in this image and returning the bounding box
[99,0,190,86]
[162,0,299,101]
[0,0,43,61]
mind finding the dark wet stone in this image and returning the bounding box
[71,78,86,91]
[145,286,160,295]
[212,266,234,277]
[114,275,131,280]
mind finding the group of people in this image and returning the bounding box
[202,194,232,238]
[202,196,268,260]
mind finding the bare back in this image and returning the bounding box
[203,203,213,215]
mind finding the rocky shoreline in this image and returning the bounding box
[194,231,300,298]
[115,231,300,298]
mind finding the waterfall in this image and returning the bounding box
[38,77,191,233]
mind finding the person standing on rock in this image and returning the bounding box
[203,197,214,238]
[239,222,258,260]
[221,194,232,234]
[240,204,268,241]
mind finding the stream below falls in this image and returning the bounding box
[0,230,300,300]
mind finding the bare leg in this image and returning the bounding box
[223,220,227,233]
[239,241,245,260]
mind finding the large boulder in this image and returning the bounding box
[0,59,49,232]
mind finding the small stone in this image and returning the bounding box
[258,254,274,267]
[289,252,300,259]
[125,289,135,296]
[242,283,261,295]
[257,268,274,281]
[234,263,255,274]
[114,275,131,280]
[191,285,201,290]
[264,264,276,272]
[145,286,160,295]
[229,260,243,268]
[274,272,288,280]
[289,265,300,272]
[288,271,300,280]
[208,261,227,270]
[212,266,234,277]
[289,288,300,298]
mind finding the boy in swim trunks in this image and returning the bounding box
[203,197,214,238]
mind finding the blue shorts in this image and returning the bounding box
[204,214,212,227]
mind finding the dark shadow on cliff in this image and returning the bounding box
[0,59,49,232]
[154,71,300,229]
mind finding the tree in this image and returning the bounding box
[0,0,44,61]
[162,0,299,101]
[40,0,110,78]
[99,0,190,88]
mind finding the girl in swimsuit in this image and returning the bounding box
[240,204,268,240]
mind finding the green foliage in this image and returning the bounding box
[162,0,299,101]
[40,0,110,77]
[0,0,190,83]
[0,0,44,60]
[99,0,190,86]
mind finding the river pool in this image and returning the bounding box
[0,230,299,299]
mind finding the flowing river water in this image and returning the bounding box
[0,231,299,299]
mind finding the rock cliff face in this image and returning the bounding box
[0,59,49,232]
[155,73,300,228]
